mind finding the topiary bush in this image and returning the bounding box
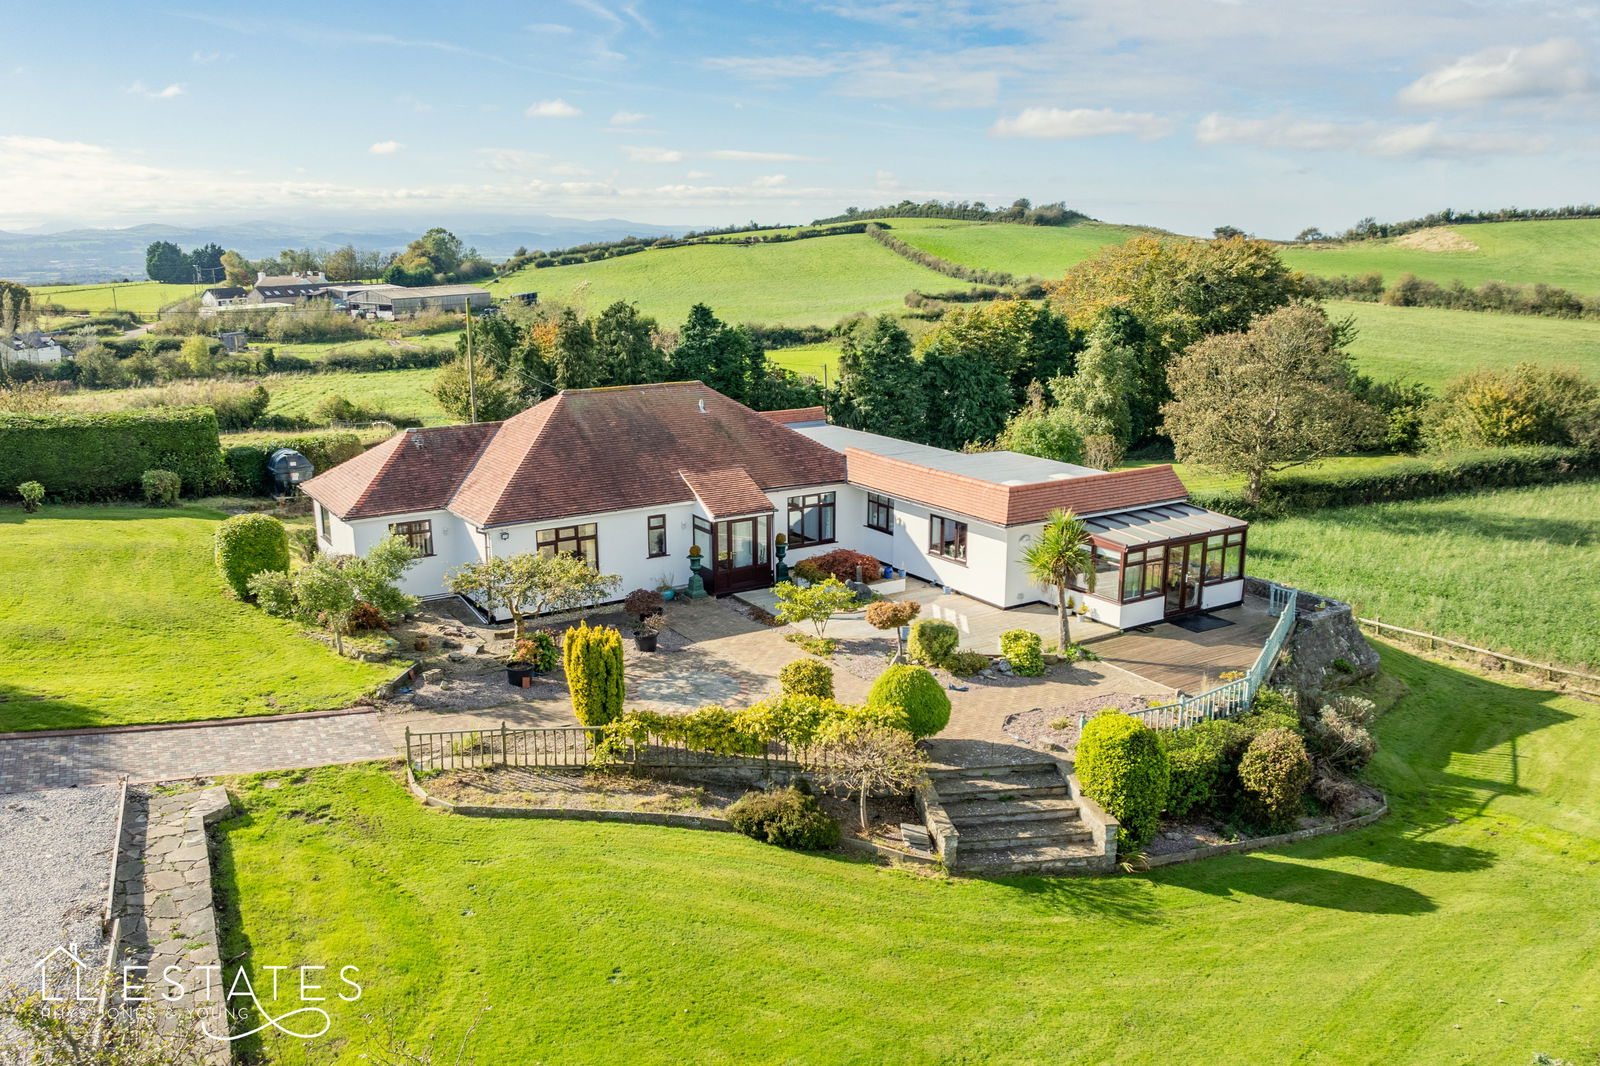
[864,599,920,631]
[942,650,990,676]
[1238,727,1314,830]
[141,468,180,507]
[213,512,290,600]
[866,664,950,738]
[999,629,1044,676]
[17,480,43,513]
[779,657,835,700]
[907,619,959,667]
[727,788,840,850]
[1075,711,1171,852]
[563,621,625,728]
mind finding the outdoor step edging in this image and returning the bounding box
[1033,754,1120,873]
[1134,798,1389,870]
[913,774,960,868]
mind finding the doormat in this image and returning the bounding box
[1171,613,1234,633]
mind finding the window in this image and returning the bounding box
[928,514,967,563]
[1208,531,1245,582]
[536,523,598,568]
[389,519,434,557]
[786,491,836,547]
[1067,546,1121,597]
[866,493,894,534]
[1118,546,1166,602]
[646,514,667,558]
[318,504,330,541]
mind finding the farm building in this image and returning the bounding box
[345,284,491,318]
[245,271,331,306]
[198,286,246,313]
[303,382,1248,629]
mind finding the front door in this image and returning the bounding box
[711,514,772,594]
[1163,539,1204,617]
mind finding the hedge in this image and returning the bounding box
[0,406,223,501]
[214,513,290,600]
[227,432,365,494]
[1076,711,1171,852]
[1190,446,1600,522]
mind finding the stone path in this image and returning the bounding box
[0,712,393,795]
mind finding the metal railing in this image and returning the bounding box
[1124,585,1300,732]
[405,723,808,774]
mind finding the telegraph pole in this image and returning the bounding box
[464,299,478,423]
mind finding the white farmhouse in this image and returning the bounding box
[301,382,1247,629]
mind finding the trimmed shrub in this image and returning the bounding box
[999,629,1044,676]
[1239,687,1301,736]
[864,599,920,631]
[17,480,43,513]
[564,621,625,728]
[907,619,959,667]
[779,658,835,700]
[1238,727,1314,830]
[866,664,950,738]
[623,588,665,616]
[1160,719,1251,821]
[802,548,883,583]
[140,469,180,507]
[942,650,991,676]
[213,513,290,600]
[727,788,840,850]
[223,445,269,494]
[1076,712,1171,852]
[0,407,223,501]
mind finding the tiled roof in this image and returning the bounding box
[843,448,1189,526]
[758,406,827,425]
[450,382,845,526]
[679,467,775,518]
[302,424,500,520]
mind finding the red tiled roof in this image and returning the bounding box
[302,423,499,520]
[679,467,776,518]
[450,382,845,526]
[758,406,826,425]
[842,448,1189,526]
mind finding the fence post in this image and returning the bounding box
[501,722,509,768]
[404,727,411,771]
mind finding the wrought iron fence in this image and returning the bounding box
[1124,585,1299,733]
[405,723,809,774]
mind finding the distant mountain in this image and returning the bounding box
[0,216,685,284]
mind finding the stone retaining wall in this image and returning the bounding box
[1136,799,1389,869]
[1246,577,1381,694]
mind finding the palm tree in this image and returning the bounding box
[1022,508,1096,654]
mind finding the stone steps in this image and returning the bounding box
[928,761,1107,875]
[942,795,1082,822]
[959,841,1105,876]
[955,819,1091,845]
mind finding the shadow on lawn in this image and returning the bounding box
[0,680,113,742]
[0,503,224,525]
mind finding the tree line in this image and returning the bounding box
[1323,205,1600,242]
[813,198,1089,227]
[144,227,494,288]
[1305,272,1600,319]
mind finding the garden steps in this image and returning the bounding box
[930,762,1108,874]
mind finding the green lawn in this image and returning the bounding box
[1120,453,1418,494]
[260,368,449,425]
[887,217,1168,280]
[0,505,391,731]
[30,280,198,315]
[486,232,968,327]
[766,340,842,382]
[1279,219,1600,295]
[1336,299,1600,388]
[1247,481,1600,669]
[216,646,1600,1064]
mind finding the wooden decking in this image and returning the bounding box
[1085,600,1279,694]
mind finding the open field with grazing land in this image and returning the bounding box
[1121,453,1423,494]
[1334,300,1600,387]
[887,217,1170,279]
[487,230,973,327]
[29,280,198,315]
[1279,219,1600,295]
[0,505,390,732]
[259,368,448,425]
[1247,481,1600,669]
[216,646,1600,1065]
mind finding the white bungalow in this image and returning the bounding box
[300,382,1247,629]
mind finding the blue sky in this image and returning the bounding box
[3,0,1597,237]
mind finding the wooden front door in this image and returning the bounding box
[1163,539,1205,617]
[711,514,772,594]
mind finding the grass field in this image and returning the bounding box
[1334,300,1600,387]
[487,230,969,327]
[29,280,198,315]
[215,646,1600,1065]
[0,505,390,731]
[1279,219,1600,295]
[887,217,1167,280]
[260,368,448,425]
[1247,481,1600,669]
[1122,453,1419,494]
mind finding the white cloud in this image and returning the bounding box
[479,149,549,172]
[1196,112,1550,157]
[124,81,185,100]
[1398,37,1590,108]
[990,107,1175,141]
[610,110,648,125]
[751,174,788,188]
[191,50,228,64]
[686,169,712,179]
[623,145,685,163]
[526,98,581,118]
[705,149,820,162]
[368,140,403,155]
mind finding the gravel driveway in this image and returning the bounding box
[0,785,120,986]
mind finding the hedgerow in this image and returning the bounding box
[0,406,224,501]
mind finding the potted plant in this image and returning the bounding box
[633,612,667,652]
[624,587,665,620]
[505,630,558,687]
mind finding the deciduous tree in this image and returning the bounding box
[811,721,927,831]
[829,314,924,440]
[445,552,619,638]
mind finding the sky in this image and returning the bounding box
[2,0,1597,238]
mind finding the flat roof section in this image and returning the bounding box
[794,424,1104,486]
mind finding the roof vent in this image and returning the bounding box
[698,398,707,414]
